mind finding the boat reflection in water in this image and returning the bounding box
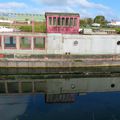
[1,77,120,120]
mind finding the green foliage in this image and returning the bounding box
[19,26,32,32]
[19,22,46,32]
[86,18,93,25]
[80,18,93,27]
[115,28,120,34]
[35,23,46,32]
[94,15,107,25]
[0,23,12,27]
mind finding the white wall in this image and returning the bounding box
[62,34,120,55]
[47,34,63,54]
[0,33,120,55]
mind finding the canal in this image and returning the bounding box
[1,92,120,120]
[0,75,120,120]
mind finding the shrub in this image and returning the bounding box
[19,23,46,33]
[115,28,120,34]
[19,26,32,32]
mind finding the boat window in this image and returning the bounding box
[20,37,31,49]
[34,37,45,49]
[57,17,61,26]
[4,36,16,48]
[62,18,65,26]
[49,17,52,25]
[66,18,69,26]
[70,18,73,27]
[74,18,77,26]
[53,17,57,26]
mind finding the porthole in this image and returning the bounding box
[117,41,120,45]
[74,41,78,46]
[111,84,115,88]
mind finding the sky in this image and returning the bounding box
[0,0,119,20]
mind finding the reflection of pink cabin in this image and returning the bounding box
[45,12,80,34]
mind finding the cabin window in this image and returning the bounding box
[53,17,57,26]
[74,18,77,26]
[62,18,65,26]
[70,18,73,26]
[4,36,16,48]
[34,37,45,49]
[66,18,69,26]
[57,17,61,26]
[49,17,52,25]
[20,37,31,49]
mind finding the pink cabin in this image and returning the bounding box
[45,12,80,34]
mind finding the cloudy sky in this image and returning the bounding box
[0,0,119,20]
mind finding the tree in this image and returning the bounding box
[80,19,86,27]
[94,15,107,25]
[86,18,93,25]
[80,18,93,27]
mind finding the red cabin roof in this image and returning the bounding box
[45,12,80,17]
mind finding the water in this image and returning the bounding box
[1,92,120,120]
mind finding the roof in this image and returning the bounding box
[0,12,45,22]
[45,12,80,17]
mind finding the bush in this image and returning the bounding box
[35,23,46,33]
[115,28,120,34]
[19,26,32,32]
[19,23,46,33]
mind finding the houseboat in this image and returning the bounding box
[0,12,119,57]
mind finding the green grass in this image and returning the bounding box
[19,22,46,32]
[0,22,46,33]
[115,28,120,34]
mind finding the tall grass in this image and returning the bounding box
[19,22,46,33]
[115,28,120,34]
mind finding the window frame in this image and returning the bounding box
[53,17,57,26]
[33,36,46,50]
[74,18,77,27]
[57,17,61,26]
[49,17,52,26]
[70,18,73,27]
[62,17,65,26]
[4,36,17,49]
[66,18,69,26]
[19,36,32,49]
